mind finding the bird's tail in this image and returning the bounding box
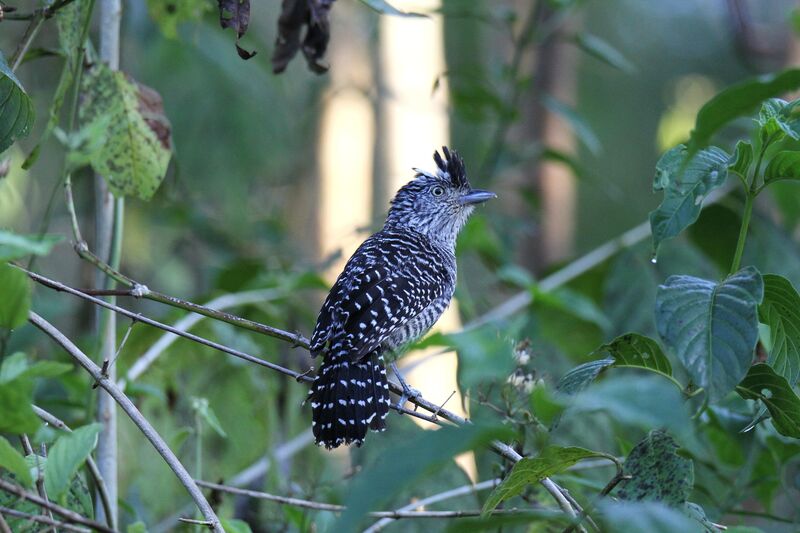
[308,352,391,449]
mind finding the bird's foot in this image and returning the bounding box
[391,362,421,411]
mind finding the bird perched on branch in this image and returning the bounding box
[307,147,496,449]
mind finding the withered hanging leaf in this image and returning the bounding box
[272,0,335,74]
[217,0,256,59]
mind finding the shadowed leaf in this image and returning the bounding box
[0,263,30,329]
[45,423,102,501]
[616,430,693,505]
[759,274,800,384]
[0,53,35,155]
[0,231,61,261]
[737,364,800,438]
[0,436,32,488]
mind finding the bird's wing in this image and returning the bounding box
[310,236,450,361]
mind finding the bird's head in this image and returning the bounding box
[385,147,496,246]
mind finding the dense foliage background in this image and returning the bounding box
[1,0,800,531]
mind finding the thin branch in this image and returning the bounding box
[2,0,79,20]
[195,480,543,519]
[9,9,45,70]
[0,510,11,533]
[363,478,500,533]
[19,434,55,532]
[32,405,117,530]
[0,506,90,533]
[0,479,116,533]
[28,312,223,533]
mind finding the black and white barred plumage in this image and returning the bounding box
[308,147,495,449]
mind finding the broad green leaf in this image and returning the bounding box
[599,500,701,533]
[482,446,607,514]
[357,0,426,17]
[445,321,520,390]
[728,140,753,179]
[569,375,690,433]
[444,511,569,532]
[127,522,148,533]
[759,274,800,384]
[542,95,602,155]
[147,0,211,38]
[0,231,61,261]
[616,430,693,505]
[687,68,800,153]
[79,64,172,200]
[764,150,800,183]
[649,145,729,253]
[737,364,800,438]
[56,0,92,63]
[0,436,32,487]
[0,354,69,383]
[21,360,72,380]
[532,286,611,331]
[335,424,512,531]
[556,358,615,395]
[0,378,39,434]
[575,33,635,73]
[529,382,564,428]
[0,52,35,155]
[656,266,763,401]
[45,423,102,500]
[220,518,252,533]
[604,250,658,337]
[757,98,799,141]
[0,352,28,383]
[0,262,31,329]
[191,397,227,438]
[592,333,674,381]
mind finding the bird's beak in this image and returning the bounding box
[459,189,497,206]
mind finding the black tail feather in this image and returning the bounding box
[309,352,390,449]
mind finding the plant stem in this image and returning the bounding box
[729,192,753,275]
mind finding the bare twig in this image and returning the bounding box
[32,405,117,530]
[9,9,44,70]
[363,478,500,532]
[2,0,79,20]
[0,479,116,533]
[195,480,541,519]
[0,506,91,533]
[28,312,223,533]
[19,435,55,532]
[0,511,11,533]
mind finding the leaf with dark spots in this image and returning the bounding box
[134,80,173,151]
[217,0,256,60]
[273,0,335,74]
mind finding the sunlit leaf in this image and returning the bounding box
[759,274,800,384]
[616,430,693,506]
[482,446,607,514]
[737,364,800,438]
[0,436,33,488]
[592,333,673,381]
[79,64,172,200]
[0,52,35,155]
[656,266,763,401]
[687,68,800,153]
[45,423,102,500]
[649,144,729,254]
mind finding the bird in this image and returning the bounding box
[307,147,496,449]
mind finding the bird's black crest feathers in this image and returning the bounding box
[431,146,468,188]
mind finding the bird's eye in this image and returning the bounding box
[431,186,444,197]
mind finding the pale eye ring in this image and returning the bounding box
[431,186,445,197]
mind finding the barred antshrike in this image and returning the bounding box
[308,147,495,449]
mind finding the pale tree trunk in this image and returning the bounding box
[94,0,122,526]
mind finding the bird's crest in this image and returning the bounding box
[414,146,468,188]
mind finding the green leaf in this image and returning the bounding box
[532,286,611,331]
[0,379,39,434]
[0,436,33,488]
[574,33,635,73]
[482,446,607,514]
[0,231,62,261]
[649,145,729,254]
[220,518,252,533]
[44,423,102,500]
[759,274,800,384]
[0,263,31,329]
[357,0,426,17]
[0,52,35,155]
[146,0,211,38]
[556,358,615,395]
[569,375,690,433]
[444,322,520,390]
[737,363,800,438]
[728,140,754,179]
[529,382,565,428]
[757,98,799,141]
[542,95,602,155]
[616,430,693,505]
[79,64,172,200]
[764,150,800,184]
[592,333,674,382]
[599,500,701,533]
[687,68,800,153]
[56,0,92,63]
[126,522,148,533]
[0,352,28,383]
[0,354,71,382]
[336,424,512,531]
[656,266,763,401]
[191,397,227,438]
[604,250,658,337]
